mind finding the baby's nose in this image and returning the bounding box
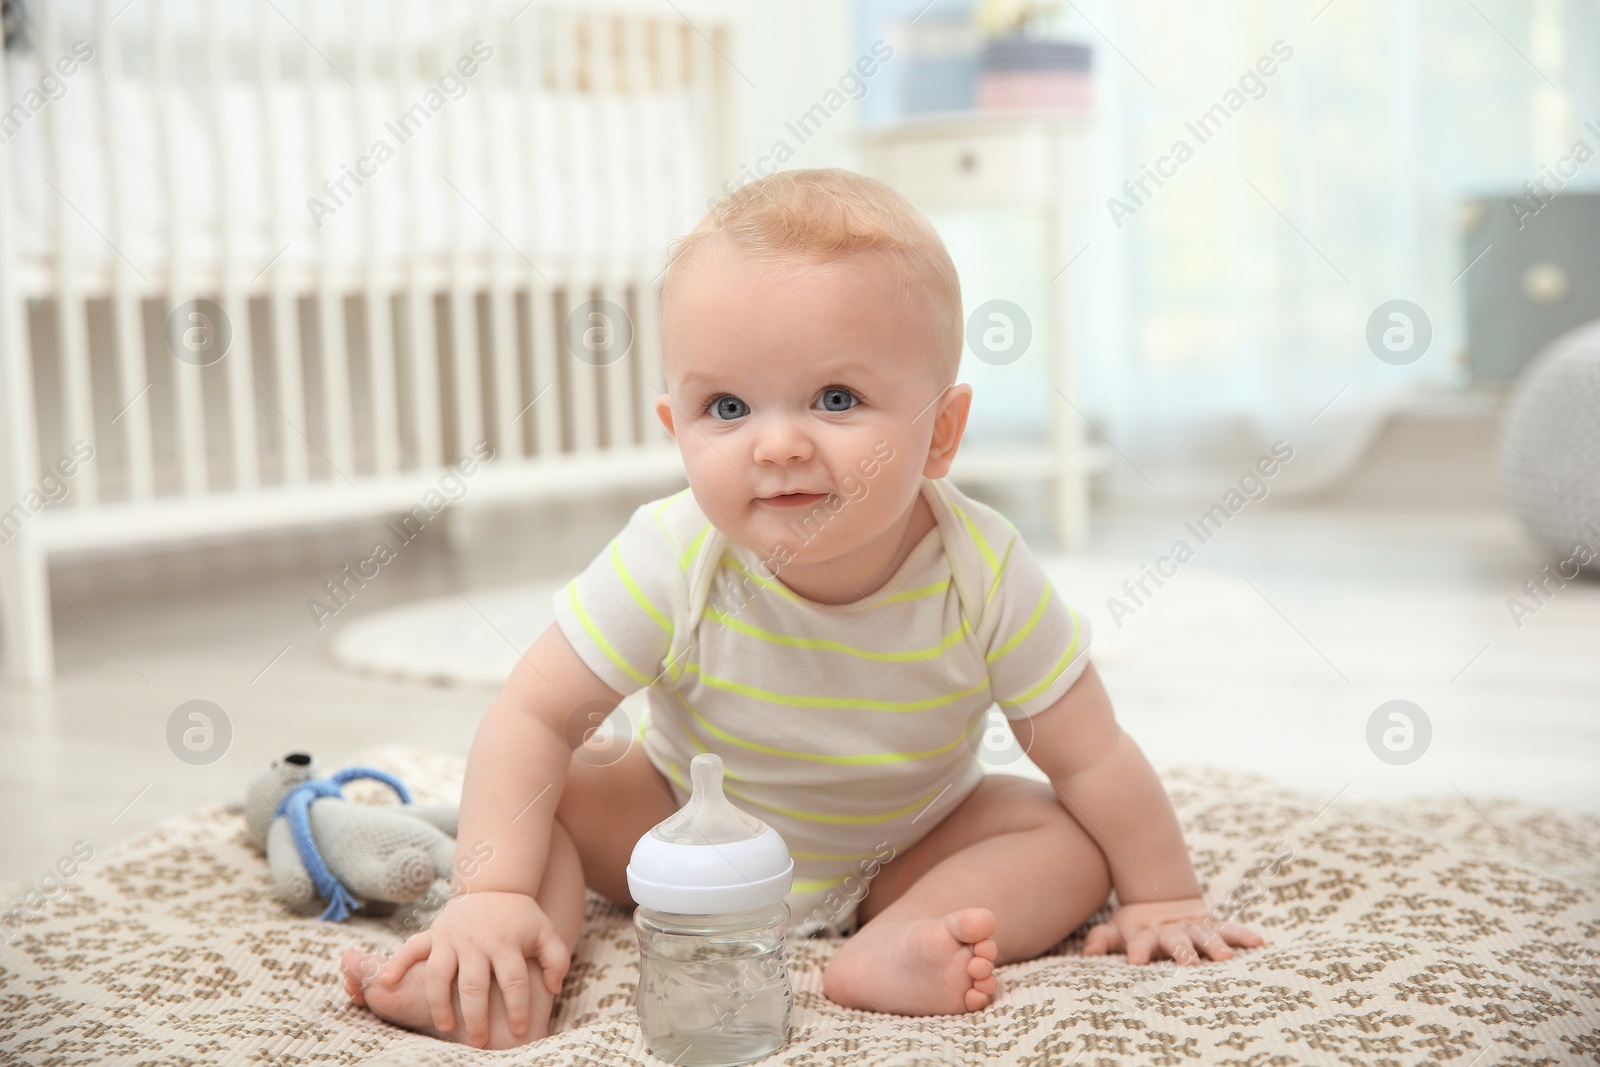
[751,414,814,464]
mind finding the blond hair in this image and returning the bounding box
[661,168,963,390]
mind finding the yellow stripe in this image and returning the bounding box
[663,758,687,793]
[875,577,949,605]
[720,555,949,611]
[678,522,710,573]
[723,779,951,825]
[684,662,990,712]
[663,709,953,824]
[702,606,970,663]
[986,584,1051,664]
[723,556,947,614]
[792,873,852,894]
[566,582,652,687]
[949,499,1001,576]
[662,753,730,791]
[683,700,969,765]
[674,728,744,777]
[612,538,672,636]
[998,606,1084,708]
[721,556,804,605]
[667,648,689,685]
[985,536,1016,608]
[790,848,893,861]
[652,490,691,557]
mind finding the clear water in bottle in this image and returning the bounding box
[635,902,793,1066]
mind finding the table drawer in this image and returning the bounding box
[870,127,1056,210]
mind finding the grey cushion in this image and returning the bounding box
[1502,317,1600,573]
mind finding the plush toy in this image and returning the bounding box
[242,752,460,922]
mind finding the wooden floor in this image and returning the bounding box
[2,427,1596,885]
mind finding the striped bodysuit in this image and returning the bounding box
[552,475,1091,937]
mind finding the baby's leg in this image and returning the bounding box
[341,816,586,1048]
[340,741,678,1046]
[821,773,1112,1016]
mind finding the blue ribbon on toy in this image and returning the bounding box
[274,767,414,923]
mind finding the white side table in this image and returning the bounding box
[861,110,1098,552]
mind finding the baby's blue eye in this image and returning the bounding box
[818,387,858,412]
[699,387,860,420]
[703,395,749,420]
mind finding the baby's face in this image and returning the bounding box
[655,240,962,568]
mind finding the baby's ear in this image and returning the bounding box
[924,383,974,477]
[654,395,678,439]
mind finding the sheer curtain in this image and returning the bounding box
[1061,0,1600,497]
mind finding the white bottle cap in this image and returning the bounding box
[626,753,793,914]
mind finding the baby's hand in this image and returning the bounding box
[1081,897,1263,965]
[374,890,570,1047]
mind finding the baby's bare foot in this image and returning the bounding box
[821,908,1000,1015]
[340,947,555,1049]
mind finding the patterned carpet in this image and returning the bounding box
[1,743,1597,1066]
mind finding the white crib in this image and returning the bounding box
[0,0,741,684]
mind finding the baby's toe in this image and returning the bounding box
[972,937,998,962]
[964,986,992,1011]
[974,973,998,996]
[968,955,993,980]
[340,950,372,1006]
[946,908,998,948]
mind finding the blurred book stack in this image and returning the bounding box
[871,0,1094,122]
[975,36,1092,112]
[894,13,984,116]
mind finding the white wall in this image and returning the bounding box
[722,0,867,188]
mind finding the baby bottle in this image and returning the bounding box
[626,753,795,1066]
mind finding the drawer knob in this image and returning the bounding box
[1523,262,1568,305]
[958,150,978,173]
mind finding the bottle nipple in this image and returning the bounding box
[627,752,794,914]
[651,753,766,846]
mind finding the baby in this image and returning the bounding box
[340,167,1264,1048]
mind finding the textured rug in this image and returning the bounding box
[1,743,1597,1067]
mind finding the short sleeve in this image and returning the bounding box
[982,530,1093,720]
[551,500,688,696]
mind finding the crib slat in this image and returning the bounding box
[204,1,260,492]
[623,16,669,448]
[305,0,356,480]
[405,289,443,469]
[631,17,680,448]
[96,0,155,501]
[635,275,669,447]
[154,0,210,496]
[688,19,720,211]
[401,0,443,471]
[0,0,53,682]
[439,0,483,463]
[366,281,402,477]
[354,0,400,478]
[255,0,309,485]
[592,15,635,451]
[480,0,521,464]
[664,18,688,94]
[595,276,631,450]
[521,6,561,459]
[40,2,98,505]
[560,10,600,456]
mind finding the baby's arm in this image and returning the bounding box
[372,622,625,1041]
[1021,663,1264,964]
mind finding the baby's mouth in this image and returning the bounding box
[759,492,828,508]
